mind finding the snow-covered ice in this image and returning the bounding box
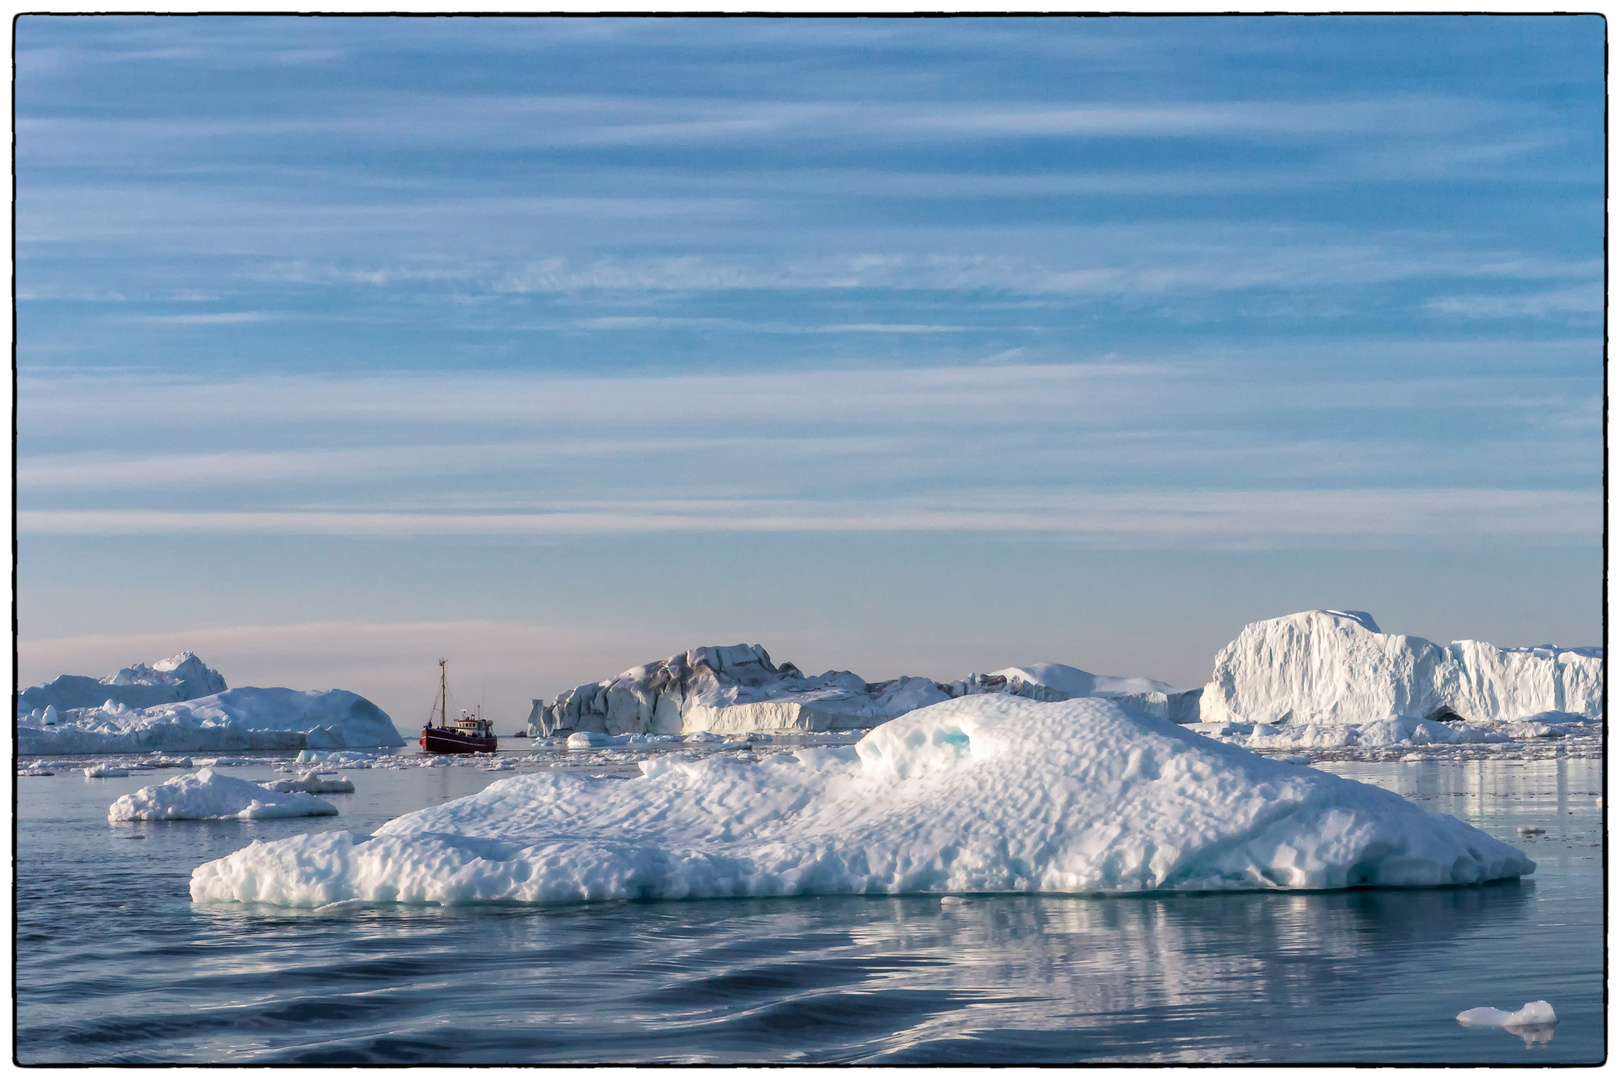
[109,768,340,821]
[1201,610,1602,727]
[528,643,1197,738]
[18,686,402,755]
[82,765,129,778]
[192,695,1532,908]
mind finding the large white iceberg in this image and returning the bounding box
[20,652,225,714]
[1200,610,1602,727]
[17,686,403,754]
[109,768,339,821]
[527,643,1198,737]
[192,695,1531,908]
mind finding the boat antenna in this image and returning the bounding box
[439,658,448,728]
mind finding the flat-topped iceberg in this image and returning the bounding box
[20,652,225,714]
[1201,610,1602,727]
[191,695,1532,908]
[18,686,403,755]
[109,768,339,821]
[528,643,1197,737]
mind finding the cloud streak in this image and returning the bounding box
[16,488,1598,547]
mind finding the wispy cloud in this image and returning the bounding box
[1426,285,1602,319]
[16,488,1599,547]
[131,310,273,324]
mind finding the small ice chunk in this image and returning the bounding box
[1456,1000,1557,1028]
[940,895,968,907]
[109,767,338,821]
[83,765,129,778]
[566,731,630,748]
[261,771,356,795]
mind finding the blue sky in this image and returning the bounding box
[15,16,1604,732]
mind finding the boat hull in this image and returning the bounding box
[421,726,498,754]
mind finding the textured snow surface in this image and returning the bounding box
[192,696,1532,908]
[528,643,1194,737]
[20,653,226,714]
[1201,610,1602,727]
[1456,1001,1557,1028]
[17,687,402,755]
[109,768,339,821]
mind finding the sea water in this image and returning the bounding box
[15,747,1603,1064]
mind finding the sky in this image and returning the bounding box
[14,15,1605,735]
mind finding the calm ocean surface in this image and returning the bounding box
[15,748,1604,1064]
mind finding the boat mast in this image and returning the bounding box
[439,658,448,728]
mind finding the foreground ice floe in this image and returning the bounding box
[1202,610,1602,727]
[191,695,1532,908]
[110,768,339,821]
[18,685,403,755]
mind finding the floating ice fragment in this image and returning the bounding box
[940,896,968,907]
[1516,826,1546,835]
[1456,1001,1557,1028]
[83,765,129,778]
[566,731,631,748]
[296,749,378,766]
[261,771,356,794]
[110,768,339,821]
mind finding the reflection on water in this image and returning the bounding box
[16,756,1603,1064]
[1502,1024,1559,1047]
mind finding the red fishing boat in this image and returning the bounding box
[420,659,497,754]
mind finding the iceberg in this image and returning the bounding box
[532,644,910,737]
[19,652,226,714]
[109,768,339,821]
[17,686,402,755]
[191,695,1532,908]
[527,643,1195,737]
[1200,610,1602,727]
